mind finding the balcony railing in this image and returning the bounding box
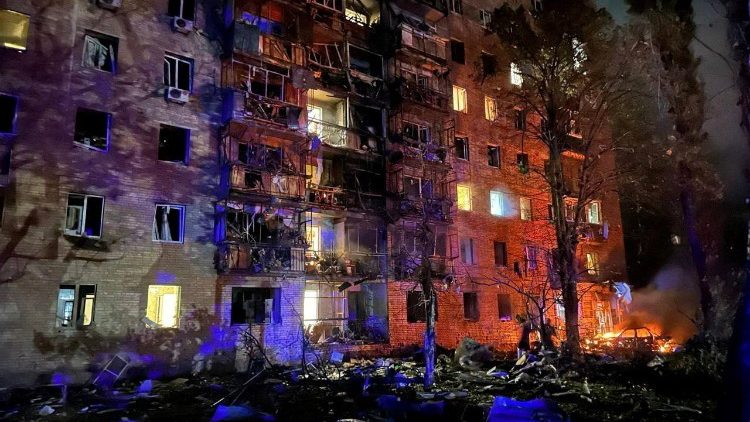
[399,81,450,109]
[394,197,452,222]
[229,164,306,199]
[309,0,344,13]
[305,251,387,278]
[308,119,348,147]
[307,185,385,210]
[232,21,305,65]
[217,242,305,273]
[399,25,447,61]
[392,254,453,280]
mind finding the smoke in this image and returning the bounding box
[619,264,699,343]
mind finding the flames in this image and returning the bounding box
[583,324,680,355]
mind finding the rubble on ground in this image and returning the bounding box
[0,337,717,421]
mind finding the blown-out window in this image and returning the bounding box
[82,31,118,73]
[164,54,192,91]
[65,194,104,238]
[56,285,96,328]
[153,204,185,243]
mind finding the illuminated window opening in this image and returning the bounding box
[457,184,472,211]
[0,10,29,51]
[146,285,181,328]
[56,285,96,329]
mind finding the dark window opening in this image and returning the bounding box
[450,0,463,14]
[488,146,500,167]
[463,292,479,321]
[514,109,527,130]
[494,241,507,267]
[65,194,104,238]
[74,108,110,151]
[498,294,512,321]
[455,137,469,160]
[164,54,193,91]
[349,45,383,79]
[479,52,497,75]
[168,0,196,20]
[406,291,437,322]
[158,125,189,164]
[0,94,18,134]
[153,205,185,242]
[82,31,118,73]
[231,287,281,324]
[450,40,465,64]
[56,284,96,328]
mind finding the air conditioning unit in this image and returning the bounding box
[166,87,190,104]
[172,16,194,33]
[98,0,122,9]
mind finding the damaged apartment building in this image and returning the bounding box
[0,0,628,385]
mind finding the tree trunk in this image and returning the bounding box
[537,302,555,350]
[423,285,436,389]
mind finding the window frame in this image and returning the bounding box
[157,124,190,164]
[586,200,602,225]
[510,62,523,86]
[490,190,504,217]
[494,241,507,267]
[463,292,479,321]
[456,184,472,211]
[498,293,512,321]
[146,285,182,328]
[487,145,500,168]
[56,284,97,329]
[231,286,281,325]
[450,39,465,64]
[0,9,30,52]
[452,85,467,113]
[168,0,196,20]
[74,108,111,152]
[455,136,470,161]
[520,196,532,221]
[64,193,105,238]
[164,53,193,91]
[460,237,475,265]
[81,31,119,73]
[484,96,498,122]
[449,0,463,14]
[152,204,186,243]
[479,10,492,28]
[586,252,600,276]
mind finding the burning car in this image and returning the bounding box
[584,326,678,357]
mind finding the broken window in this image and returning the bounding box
[0,9,30,51]
[404,176,432,199]
[164,54,192,91]
[304,282,346,331]
[452,85,467,113]
[460,238,475,265]
[168,0,195,20]
[490,191,504,216]
[407,291,426,323]
[153,204,185,243]
[494,241,507,267]
[510,62,523,86]
[82,31,118,73]
[0,94,18,134]
[514,109,527,130]
[146,285,181,328]
[74,108,111,151]
[525,246,539,271]
[586,200,602,224]
[479,10,492,28]
[449,0,462,14]
[56,285,96,328]
[349,45,383,79]
[231,287,280,324]
[520,197,532,221]
[457,184,471,211]
[484,96,498,122]
[464,292,479,321]
[65,194,104,238]
[487,146,500,168]
[455,137,469,160]
[450,40,465,64]
[498,294,512,321]
[586,252,600,276]
[402,121,430,144]
[158,124,189,164]
[347,227,384,254]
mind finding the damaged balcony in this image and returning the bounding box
[223,138,306,200]
[307,89,385,152]
[223,62,304,131]
[387,168,454,222]
[397,23,448,63]
[388,120,449,164]
[231,20,305,66]
[305,215,388,279]
[344,0,381,27]
[307,153,385,210]
[216,203,307,274]
[393,63,450,110]
[391,224,457,280]
[387,0,448,21]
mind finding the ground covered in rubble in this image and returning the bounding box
[0,349,721,421]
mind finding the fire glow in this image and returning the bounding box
[584,325,680,355]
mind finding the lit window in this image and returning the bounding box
[153,204,185,243]
[82,31,118,73]
[168,0,196,20]
[345,8,368,26]
[460,238,475,264]
[74,108,111,151]
[146,285,181,328]
[56,285,96,328]
[0,9,29,51]
[479,10,492,28]
[455,137,469,160]
[586,201,602,224]
[452,85,467,113]
[510,62,523,86]
[232,287,280,324]
[490,191,504,216]
[487,146,500,168]
[520,197,532,221]
[484,96,498,121]
[164,54,193,91]
[158,124,189,164]
[457,184,472,211]
[65,194,104,238]
[0,94,19,134]
[586,252,600,276]
[306,225,321,252]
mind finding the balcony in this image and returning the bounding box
[309,0,344,13]
[392,254,454,280]
[307,185,385,210]
[232,21,305,66]
[230,164,306,199]
[389,0,448,20]
[306,251,388,278]
[394,197,452,222]
[397,79,450,110]
[217,243,305,274]
[398,24,447,62]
